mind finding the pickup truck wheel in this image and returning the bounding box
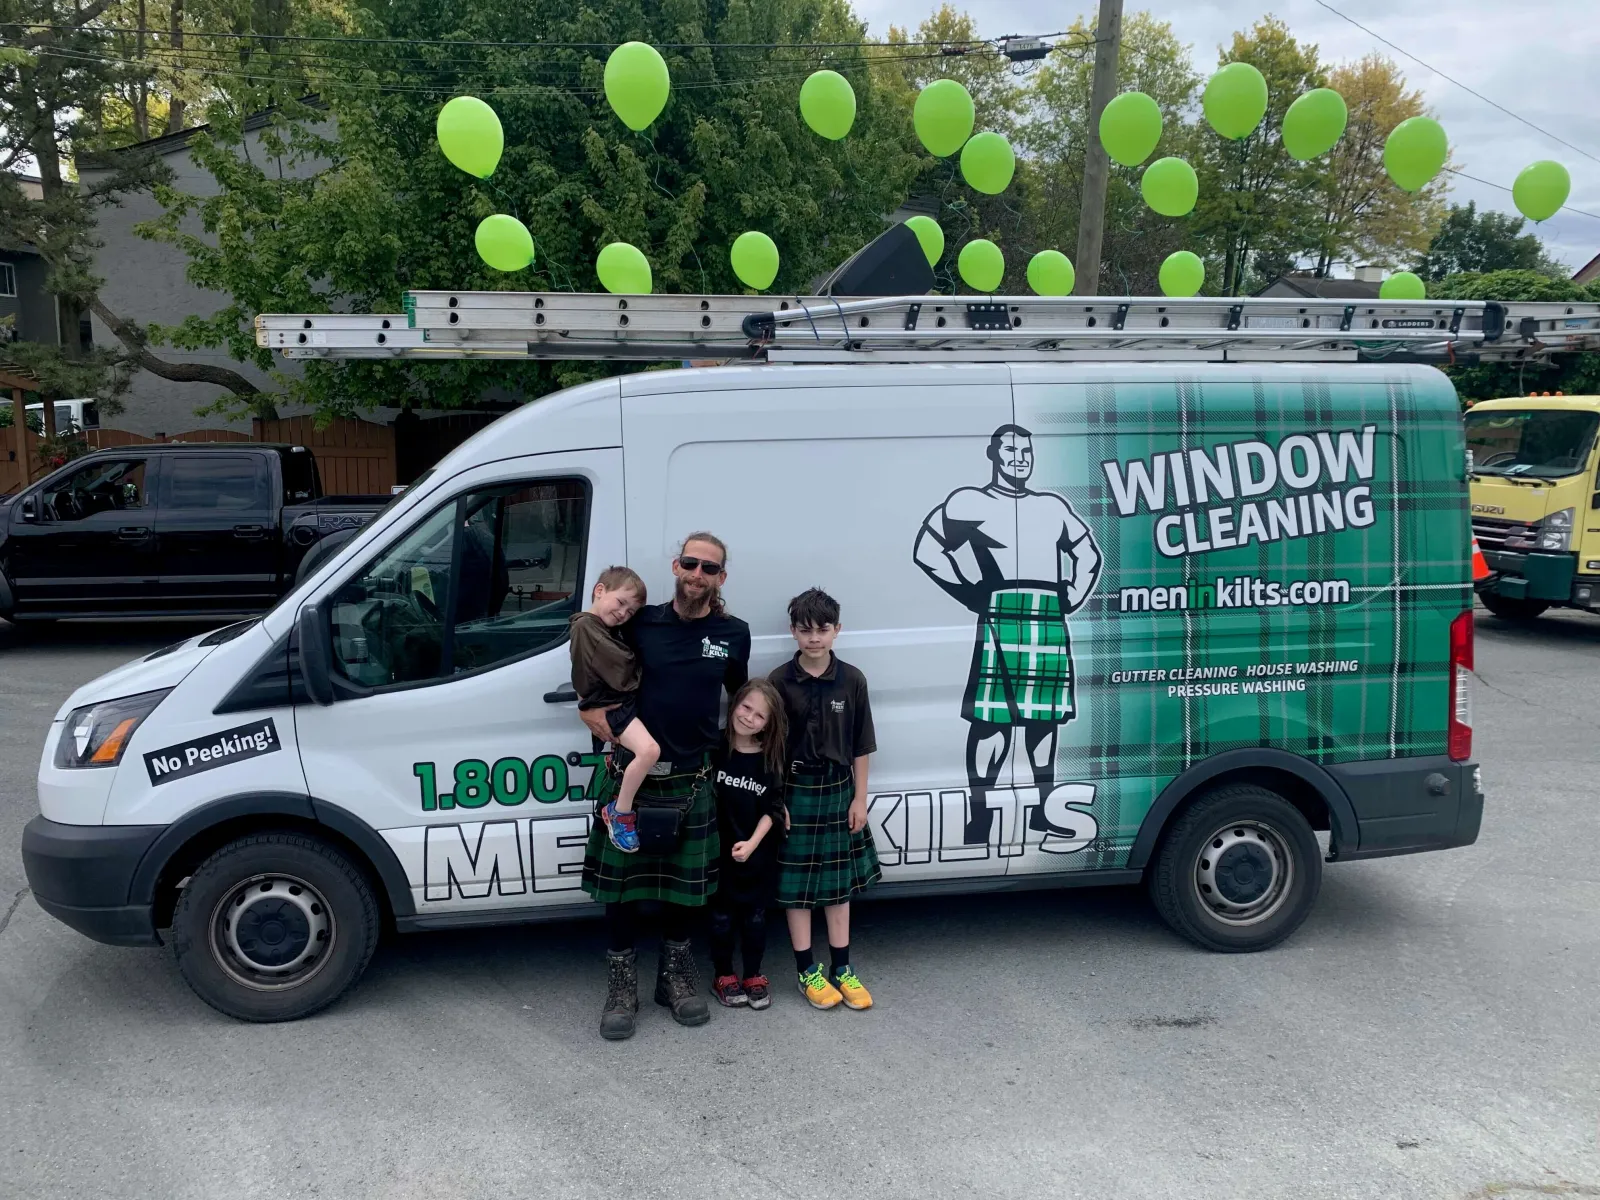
[172,832,378,1022]
[1478,593,1548,620]
[1149,785,1321,953]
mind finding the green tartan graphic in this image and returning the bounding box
[580,755,719,907]
[777,762,882,908]
[966,587,1074,724]
[1010,366,1471,872]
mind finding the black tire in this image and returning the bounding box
[1148,785,1322,953]
[1478,592,1548,621]
[172,832,379,1022]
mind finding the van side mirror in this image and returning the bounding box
[296,601,336,706]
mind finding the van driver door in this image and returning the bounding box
[293,451,623,917]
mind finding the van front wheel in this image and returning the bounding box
[172,832,379,1022]
[1149,785,1322,953]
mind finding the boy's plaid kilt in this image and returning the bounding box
[581,754,720,907]
[777,761,881,909]
[963,587,1075,725]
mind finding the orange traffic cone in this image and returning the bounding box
[1471,537,1489,582]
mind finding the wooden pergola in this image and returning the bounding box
[1,364,43,489]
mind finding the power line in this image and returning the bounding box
[1312,0,1600,166]
[1443,167,1600,223]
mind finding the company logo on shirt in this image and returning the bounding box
[715,769,767,795]
[829,699,846,713]
[701,637,729,659]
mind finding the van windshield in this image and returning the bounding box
[1465,409,1600,478]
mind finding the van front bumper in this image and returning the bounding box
[1327,757,1483,861]
[20,816,164,946]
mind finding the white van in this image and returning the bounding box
[21,358,1483,1021]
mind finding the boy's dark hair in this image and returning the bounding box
[788,587,840,628]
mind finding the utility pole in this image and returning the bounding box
[1074,0,1124,296]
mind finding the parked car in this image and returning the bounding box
[0,397,100,432]
[0,442,391,622]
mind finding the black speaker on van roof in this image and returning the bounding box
[817,221,935,297]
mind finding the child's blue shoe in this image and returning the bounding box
[602,801,640,853]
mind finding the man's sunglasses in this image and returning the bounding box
[677,555,725,576]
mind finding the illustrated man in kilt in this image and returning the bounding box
[577,533,750,1040]
[913,425,1101,843]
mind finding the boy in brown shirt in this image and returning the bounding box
[569,566,659,853]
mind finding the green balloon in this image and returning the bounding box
[1159,251,1204,298]
[905,215,944,267]
[960,132,1015,195]
[436,96,504,179]
[474,214,534,272]
[799,70,856,140]
[730,231,780,290]
[1141,156,1198,218]
[1099,91,1163,168]
[1281,88,1348,160]
[914,79,975,158]
[1384,117,1447,192]
[1203,62,1269,140]
[604,41,670,132]
[597,242,652,294]
[1379,271,1426,301]
[1027,250,1075,297]
[957,239,1004,292]
[1513,160,1570,223]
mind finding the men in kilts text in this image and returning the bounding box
[914,424,1102,843]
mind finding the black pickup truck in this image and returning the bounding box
[0,442,391,623]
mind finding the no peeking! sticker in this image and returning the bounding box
[144,718,280,786]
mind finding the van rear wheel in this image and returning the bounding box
[172,832,379,1022]
[1149,785,1321,953]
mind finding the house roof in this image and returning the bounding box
[76,97,328,168]
[1574,253,1600,286]
[1256,274,1384,300]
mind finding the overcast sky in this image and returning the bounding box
[853,0,1600,274]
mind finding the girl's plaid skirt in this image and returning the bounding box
[776,761,881,909]
[580,755,720,907]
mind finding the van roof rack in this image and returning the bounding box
[257,291,1600,365]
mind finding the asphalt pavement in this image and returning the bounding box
[1,610,1597,1200]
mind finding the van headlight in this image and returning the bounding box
[1538,508,1576,551]
[54,689,172,769]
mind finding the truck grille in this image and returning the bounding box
[1471,515,1535,552]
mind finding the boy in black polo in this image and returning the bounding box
[769,588,882,1011]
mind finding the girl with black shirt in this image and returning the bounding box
[709,679,789,1010]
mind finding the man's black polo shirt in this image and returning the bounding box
[768,652,877,767]
[629,602,751,764]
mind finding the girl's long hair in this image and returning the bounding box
[725,678,789,783]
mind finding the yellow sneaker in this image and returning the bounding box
[798,964,843,1010]
[831,966,873,1010]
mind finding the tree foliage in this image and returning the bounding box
[1415,201,1566,281]
[1433,269,1600,403]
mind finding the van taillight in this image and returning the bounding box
[1448,610,1473,761]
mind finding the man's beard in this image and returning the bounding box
[675,575,718,616]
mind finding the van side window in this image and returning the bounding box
[328,478,587,689]
[43,458,149,521]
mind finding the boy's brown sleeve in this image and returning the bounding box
[569,618,636,696]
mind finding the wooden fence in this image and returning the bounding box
[1,416,400,497]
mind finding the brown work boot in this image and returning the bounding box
[599,948,638,1041]
[653,939,710,1026]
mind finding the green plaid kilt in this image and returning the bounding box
[776,762,881,909]
[580,755,719,907]
[964,587,1075,725]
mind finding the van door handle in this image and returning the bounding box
[543,686,579,704]
[117,525,151,540]
[233,523,268,540]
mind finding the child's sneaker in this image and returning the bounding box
[831,965,873,1010]
[712,975,748,1007]
[798,964,843,1010]
[743,976,771,1010]
[601,801,640,854]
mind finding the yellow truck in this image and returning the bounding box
[1467,394,1600,619]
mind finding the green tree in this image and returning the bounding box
[1415,201,1565,281]
[1433,269,1600,402]
[1190,17,1326,296]
[135,0,925,418]
[1022,10,1199,294]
